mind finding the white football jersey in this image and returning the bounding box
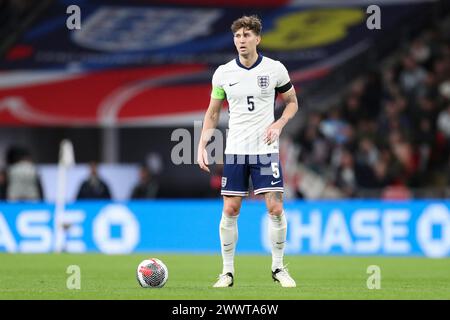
[211,54,292,155]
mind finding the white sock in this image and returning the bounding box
[269,211,287,271]
[219,212,239,275]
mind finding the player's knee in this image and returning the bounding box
[267,203,283,216]
[223,205,240,216]
[223,201,241,216]
[223,196,242,216]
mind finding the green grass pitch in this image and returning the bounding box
[0,254,449,299]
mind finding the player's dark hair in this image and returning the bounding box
[231,15,262,36]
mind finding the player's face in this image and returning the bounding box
[233,28,260,57]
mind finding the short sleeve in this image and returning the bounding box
[211,66,226,100]
[275,61,292,93]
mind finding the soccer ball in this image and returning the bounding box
[136,258,169,288]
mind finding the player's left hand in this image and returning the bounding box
[264,121,283,145]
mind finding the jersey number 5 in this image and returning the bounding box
[247,96,255,111]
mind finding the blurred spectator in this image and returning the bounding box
[355,119,378,142]
[372,157,392,188]
[130,165,159,199]
[414,97,438,128]
[333,148,375,197]
[433,56,450,84]
[319,108,353,145]
[439,80,450,100]
[333,148,358,197]
[410,38,431,66]
[399,55,427,98]
[437,104,450,138]
[388,130,417,183]
[418,73,439,99]
[377,99,411,141]
[355,137,379,168]
[77,162,111,200]
[414,118,435,177]
[296,112,329,173]
[0,169,7,200]
[6,149,43,201]
[361,71,383,119]
[341,95,366,126]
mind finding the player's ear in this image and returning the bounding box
[256,35,261,45]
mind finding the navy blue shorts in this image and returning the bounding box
[221,154,284,196]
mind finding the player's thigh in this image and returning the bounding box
[222,195,243,216]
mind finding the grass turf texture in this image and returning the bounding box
[0,254,449,299]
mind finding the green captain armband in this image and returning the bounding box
[211,86,225,100]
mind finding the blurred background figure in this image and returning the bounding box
[76,161,111,200]
[5,146,43,201]
[130,165,159,199]
[0,169,7,200]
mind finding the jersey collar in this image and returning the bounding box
[235,53,263,70]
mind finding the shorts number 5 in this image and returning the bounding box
[271,163,280,179]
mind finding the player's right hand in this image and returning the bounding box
[197,148,210,173]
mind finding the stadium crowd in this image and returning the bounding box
[294,21,450,198]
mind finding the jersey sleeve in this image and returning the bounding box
[275,61,293,94]
[211,66,226,100]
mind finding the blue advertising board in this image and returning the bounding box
[0,200,449,257]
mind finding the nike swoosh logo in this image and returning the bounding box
[229,82,239,86]
[223,243,232,247]
[271,181,281,185]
